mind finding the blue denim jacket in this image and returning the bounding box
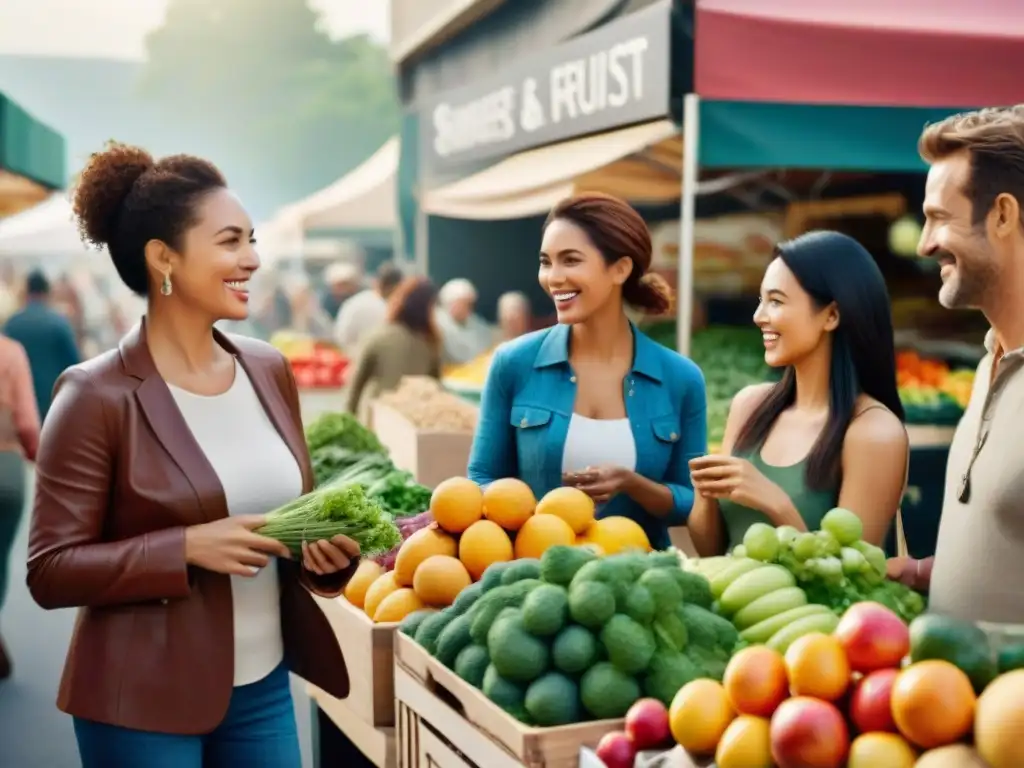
[467,323,707,550]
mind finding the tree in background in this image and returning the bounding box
[139,0,399,217]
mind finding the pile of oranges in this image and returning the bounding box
[668,601,1016,768]
[344,475,652,623]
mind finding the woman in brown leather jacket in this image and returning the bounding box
[26,143,360,768]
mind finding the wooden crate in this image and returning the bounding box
[309,683,397,768]
[312,594,398,727]
[370,402,475,489]
[395,632,622,768]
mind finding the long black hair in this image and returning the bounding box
[733,231,905,491]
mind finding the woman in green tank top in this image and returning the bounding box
[686,232,910,556]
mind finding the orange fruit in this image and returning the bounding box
[535,486,595,534]
[343,559,384,609]
[847,733,916,768]
[412,554,472,607]
[724,646,789,717]
[513,513,576,560]
[670,679,735,755]
[715,715,772,768]
[481,477,536,530]
[393,525,458,586]
[430,477,484,533]
[974,668,1024,768]
[891,660,975,749]
[584,516,651,555]
[362,572,400,619]
[458,520,514,581]
[785,632,851,701]
[372,588,426,623]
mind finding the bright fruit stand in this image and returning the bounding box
[296,402,1023,768]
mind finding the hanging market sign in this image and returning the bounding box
[420,0,672,177]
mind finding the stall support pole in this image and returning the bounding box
[414,198,430,276]
[676,93,701,357]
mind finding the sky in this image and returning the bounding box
[0,0,389,59]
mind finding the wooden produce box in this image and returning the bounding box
[308,683,397,768]
[394,632,622,768]
[312,594,399,727]
[371,402,475,489]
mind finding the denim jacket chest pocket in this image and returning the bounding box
[510,404,557,485]
[637,413,683,482]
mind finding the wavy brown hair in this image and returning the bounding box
[387,277,439,343]
[544,192,674,315]
[919,106,1024,227]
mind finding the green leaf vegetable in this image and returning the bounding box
[320,453,431,517]
[257,484,400,558]
[304,412,385,456]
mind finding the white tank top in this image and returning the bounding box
[169,362,303,686]
[561,414,637,476]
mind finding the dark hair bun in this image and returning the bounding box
[73,142,154,248]
[623,271,674,316]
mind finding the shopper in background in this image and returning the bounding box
[687,231,908,556]
[468,193,706,551]
[888,106,1024,624]
[334,260,404,355]
[29,142,360,768]
[320,261,361,319]
[495,290,532,343]
[435,277,494,364]
[345,277,442,421]
[287,273,334,338]
[3,269,81,419]
[0,334,40,681]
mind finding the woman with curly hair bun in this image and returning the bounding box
[26,143,361,767]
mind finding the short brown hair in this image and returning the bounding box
[918,106,1024,226]
[544,192,673,315]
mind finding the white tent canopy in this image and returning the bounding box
[272,136,399,231]
[0,193,90,258]
[422,120,681,220]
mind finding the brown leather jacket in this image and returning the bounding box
[27,322,357,735]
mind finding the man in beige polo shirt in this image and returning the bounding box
[891,106,1024,623]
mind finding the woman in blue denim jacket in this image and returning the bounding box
[467,193,707,550]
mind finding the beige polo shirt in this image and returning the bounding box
[929,330,1024,623]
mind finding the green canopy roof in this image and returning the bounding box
[0,93,65,189]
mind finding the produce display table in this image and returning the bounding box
[309,595,400,768]
[897,424,956,560]
[395,632,621,768]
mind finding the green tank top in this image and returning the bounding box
[718,449,839,552]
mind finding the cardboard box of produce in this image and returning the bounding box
[371,381,477,489]
[395,632,622,768]
[310,593,399,728]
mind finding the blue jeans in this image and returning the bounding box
[73,663,301,768]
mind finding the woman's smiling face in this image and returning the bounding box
[538,218,631,324]
[753,256,836,367]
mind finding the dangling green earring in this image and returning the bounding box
[161,272,172,296]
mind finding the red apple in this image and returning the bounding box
[771,697,850,768]
[849,668,899,734]
[834,602,910,673]
[624,698,672,749]
[595,731,637,768]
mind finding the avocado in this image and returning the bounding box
[909,614,997,693]
[997,642,1024,674]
